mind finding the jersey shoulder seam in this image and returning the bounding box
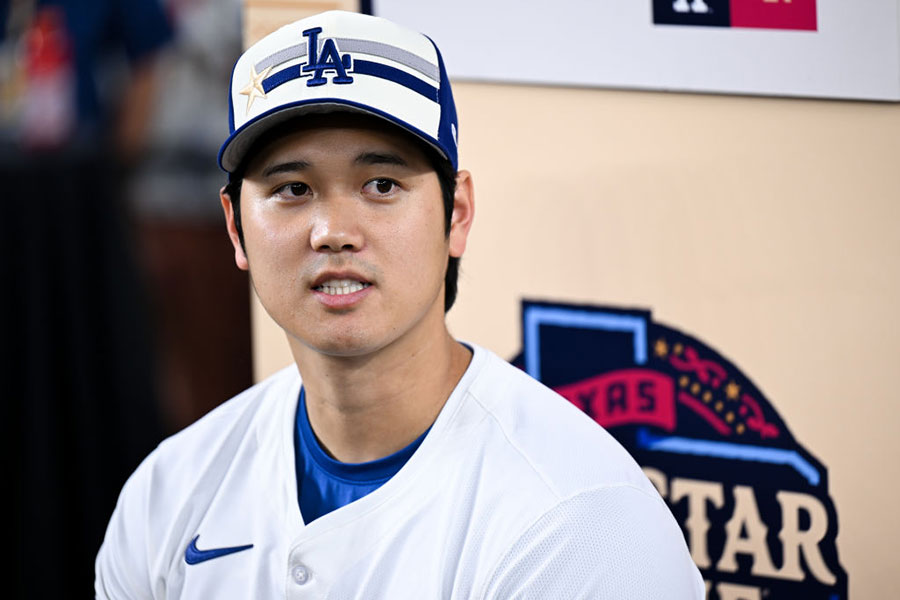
[465,388,561,500]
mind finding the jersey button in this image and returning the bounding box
[292,564,311,585]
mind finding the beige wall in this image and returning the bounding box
[244,3,900,597]
[448,85,900,599]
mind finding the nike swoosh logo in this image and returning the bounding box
[184,534,254,565]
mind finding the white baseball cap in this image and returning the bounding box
[218,10,459,173]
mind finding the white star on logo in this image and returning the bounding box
[239,64,273,112]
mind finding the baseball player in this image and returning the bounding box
[96,10,704,599]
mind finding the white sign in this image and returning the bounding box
[371,1,900,101]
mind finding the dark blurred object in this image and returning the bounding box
[136,220,253,430]
[128,0,252,433]
[1,0,173,597]
[2,151,163,598]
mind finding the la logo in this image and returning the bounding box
[673,0,710,13]
[302,27,353,87]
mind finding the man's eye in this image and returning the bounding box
[277,182,309,197]
[368,178,396,194]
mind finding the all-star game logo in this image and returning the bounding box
[653,0,818,31]
[512,300,847,599]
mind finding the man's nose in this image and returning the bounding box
[308,197,364,253]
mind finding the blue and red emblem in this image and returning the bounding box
[513,300,847,599]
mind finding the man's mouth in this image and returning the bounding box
[314,279,371,296]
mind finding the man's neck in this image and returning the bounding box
[289,327,472,463]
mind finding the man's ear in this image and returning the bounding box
[448,170,475,258]
[220,186,249,271]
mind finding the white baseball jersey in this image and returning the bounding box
[95,343,704,599]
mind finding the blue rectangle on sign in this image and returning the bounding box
[653,0,731,27]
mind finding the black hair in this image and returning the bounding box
[223,129,461,312]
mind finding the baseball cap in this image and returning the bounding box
[218,10,459,173]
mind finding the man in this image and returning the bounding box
[96,10,704,599]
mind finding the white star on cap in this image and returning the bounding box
[239,64,273,112]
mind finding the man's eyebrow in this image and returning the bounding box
[261,160,310,178]
[355,152,409,167]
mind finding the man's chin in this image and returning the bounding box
[291,332,383,361]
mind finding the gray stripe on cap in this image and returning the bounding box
[253,38,438,83]
[334,38,439,82]
[255,42,308,72]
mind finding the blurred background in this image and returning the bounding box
[2,0,250,596]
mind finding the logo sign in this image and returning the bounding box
[239,27,356,112]
[513,300,846,599]
[653,0,817,31]
[300,27,354,87]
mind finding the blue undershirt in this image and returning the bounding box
[294,387,429,524]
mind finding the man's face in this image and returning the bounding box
[222,115,472,360]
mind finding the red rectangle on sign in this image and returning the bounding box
[730,0,817,31]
